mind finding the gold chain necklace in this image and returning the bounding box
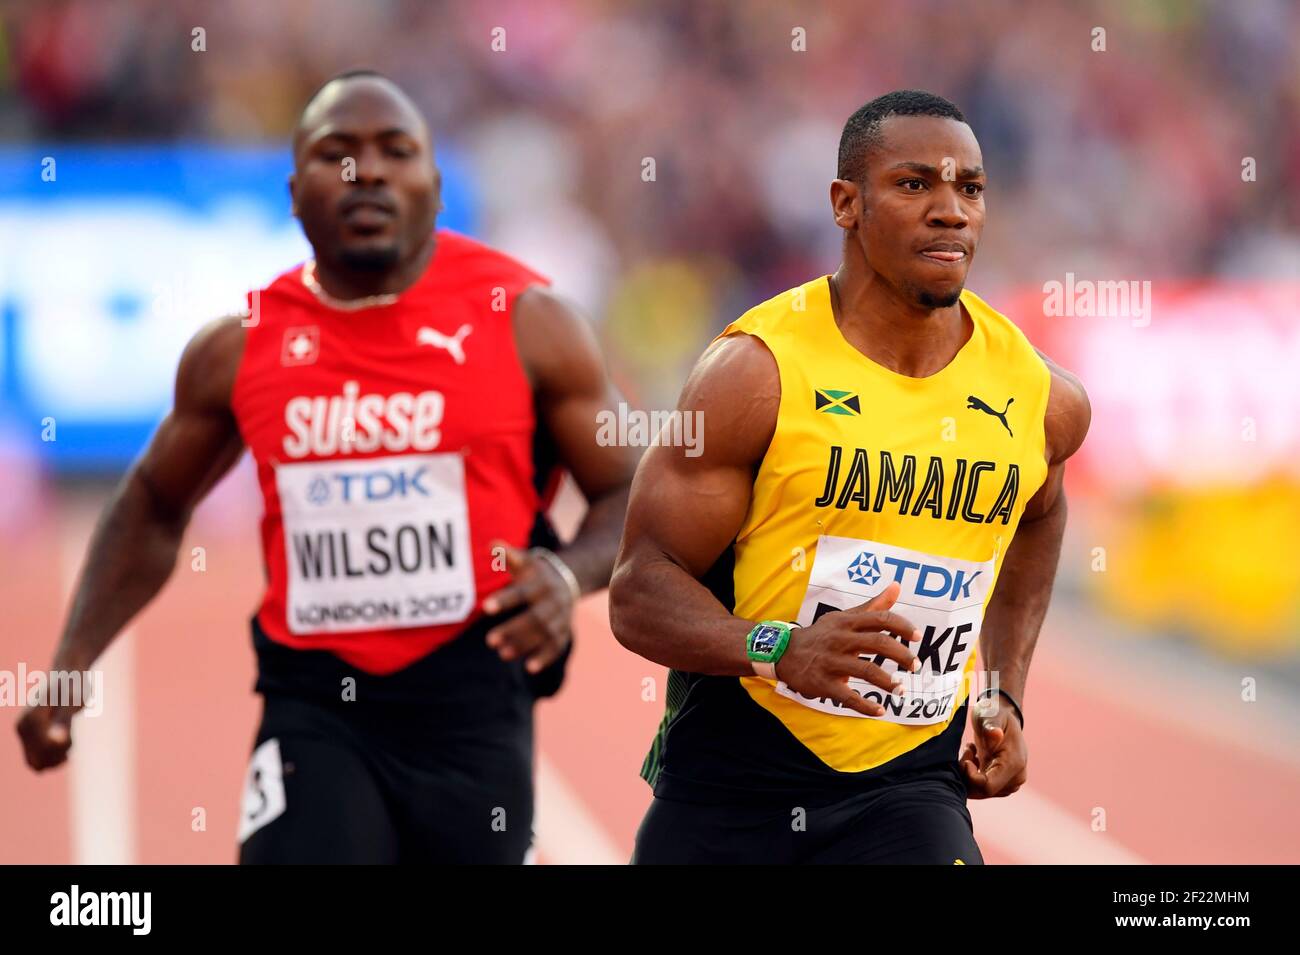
[300,260,400,311]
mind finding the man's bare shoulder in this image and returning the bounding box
[176,316,248,412]
[1034,347,1090,464]
[690,332,778,398]
[675,331,780,467]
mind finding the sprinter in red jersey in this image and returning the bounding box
[17,70,636,863]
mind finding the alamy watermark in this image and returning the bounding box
[50,885,150,935]
[596,402,703,457]
[1042,272,1151,327]
[0,664,103,716]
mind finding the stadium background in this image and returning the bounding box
[1,0,1298,864]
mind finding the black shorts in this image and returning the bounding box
[631,763,982,865]
[237,692,534,864]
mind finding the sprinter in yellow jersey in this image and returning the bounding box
[611,90,1090,864]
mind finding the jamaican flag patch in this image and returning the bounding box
[815,388,860,416]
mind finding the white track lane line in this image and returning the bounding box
[534,752,625,865]
[970,786,1149,865]
[61,507,136,864]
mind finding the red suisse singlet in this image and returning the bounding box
[231,229,549,675]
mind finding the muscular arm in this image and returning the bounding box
[54,317,247,673]
[977,355,1092,704]
[19,317,247,769]
[609,332,780,675]
[511,286,637,593]
[478,288,637,676]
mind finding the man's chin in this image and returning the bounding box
[338,242,401,272]
[916,284,964,309]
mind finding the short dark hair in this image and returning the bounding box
[837,90,966,182]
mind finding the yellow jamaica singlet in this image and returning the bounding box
[642,275,1052,803]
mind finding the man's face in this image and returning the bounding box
[835,115,985,308]
[290,79,440,273]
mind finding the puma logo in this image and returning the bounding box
[416,324,473,365]
[967,395,1014,436]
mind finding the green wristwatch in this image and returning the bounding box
[746,620,797,679]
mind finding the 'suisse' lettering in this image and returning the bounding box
[282,380,444,458]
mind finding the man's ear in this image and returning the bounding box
[830,179,859,230]
[287,173,298,217]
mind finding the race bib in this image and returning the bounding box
[276,452,476,634]
[777,534,995,725]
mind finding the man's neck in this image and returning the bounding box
[828,256,971,379]
[311,232,438,303]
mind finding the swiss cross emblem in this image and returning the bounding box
[281,326,320,366]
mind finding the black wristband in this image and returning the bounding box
[976,687,1024,729]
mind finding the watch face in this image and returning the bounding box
[751,625,782,656]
